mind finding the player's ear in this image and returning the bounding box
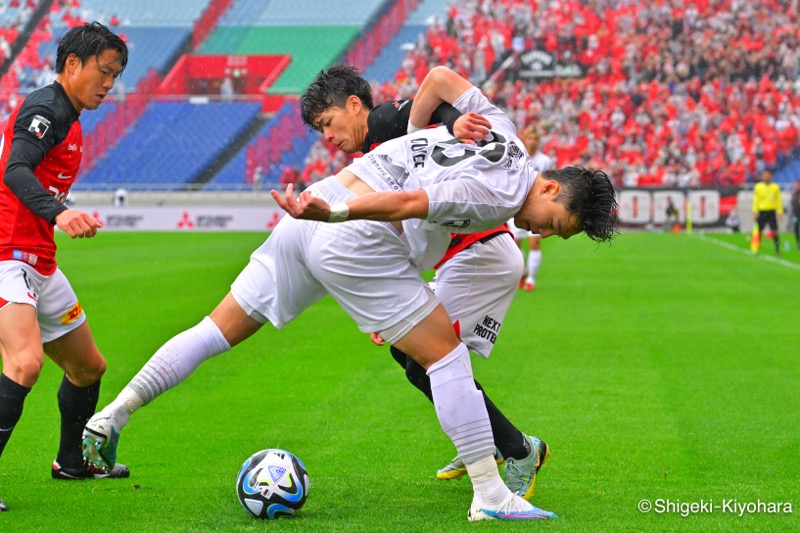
[347,95,363,113]
[541,179,560,198]
[66,53,81,74]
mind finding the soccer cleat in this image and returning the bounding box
[0,494,7,512]
[436,448,504,481]
[524,281,535,291]
[82,411,123,470]
[505,435,550,500]
[517,274,525,289]
[51,460,130,480]
[468,493,557,521]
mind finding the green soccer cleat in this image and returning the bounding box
[436,448,504,480]
[82,411,123,471]
[504,435,550,500]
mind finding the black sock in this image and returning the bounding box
[56,376,100,468]
[480,387,529,460]
[391,347,528,460]
[0,373,32,459]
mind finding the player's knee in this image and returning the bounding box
[67,355,106,386]
[4,356,44,386]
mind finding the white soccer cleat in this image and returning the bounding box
[468,493,557,521]
[82,410,123,471]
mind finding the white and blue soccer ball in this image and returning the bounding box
[236,449,310,519]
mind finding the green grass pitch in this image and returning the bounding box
[1,230,798,532]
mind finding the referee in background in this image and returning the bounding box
[752,169,784,255]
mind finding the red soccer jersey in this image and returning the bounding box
[0,84,82,275]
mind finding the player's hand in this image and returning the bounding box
[453,112,492,145]
[271,184,330,221]
[369,332,385,346]
[55,210,103,239]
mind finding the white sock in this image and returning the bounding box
[465,455,513,508]
[105,317,231,427]
[427,343,495,465]
[527,250,542,282]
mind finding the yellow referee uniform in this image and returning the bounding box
[752,182,783,214]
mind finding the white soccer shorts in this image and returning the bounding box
[432,233,523,358]
[231,177,440,337]
[0,261,86,343]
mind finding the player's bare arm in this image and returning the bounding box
[410,67,486,133]
[271,183,429,223]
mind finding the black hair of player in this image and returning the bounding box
[300,65,374,130]
[55,21,128,75]
[542,166,620,243]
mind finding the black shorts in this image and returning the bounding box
[757,210,779,233]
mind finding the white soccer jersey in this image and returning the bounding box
[346,87,537,236]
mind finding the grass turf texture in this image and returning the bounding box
[1,231,798,532]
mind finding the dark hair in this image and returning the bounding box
[55,22,128,74]
[542,166,620,243]
[300,65,374,129]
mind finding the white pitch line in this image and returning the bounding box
[690,232,800,271]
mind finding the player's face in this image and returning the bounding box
[514,179,581,240]
[64,49,123,112]
[312,96,366,154]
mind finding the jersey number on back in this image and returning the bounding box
[431,132,508,167]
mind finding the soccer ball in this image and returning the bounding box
[236,449,310,519]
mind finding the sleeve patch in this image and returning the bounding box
[28,115,51,139]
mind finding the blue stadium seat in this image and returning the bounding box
[80,102,117,134]
[220,0,387,27]
[362,25,426,85]
[77,101,262,190]
[64,0,212,26]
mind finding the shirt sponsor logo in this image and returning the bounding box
[436,219,471,229]
[28,115,51,139]
[60,302,83,325]
[57,172,72,180]
[472,315,501,344]
[370,154,410,191]
[12,250,38,266]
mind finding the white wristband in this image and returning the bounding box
[407,122,424,134]
[328,202,350,222]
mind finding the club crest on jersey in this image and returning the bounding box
[28,115,51,139]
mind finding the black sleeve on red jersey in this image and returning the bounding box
[430,103,463,136]
[14,103,60,156]
[4,137,69,225]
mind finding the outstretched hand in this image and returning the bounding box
[453,112,492,145]
[271,184,331,221]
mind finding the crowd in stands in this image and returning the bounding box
[299,0,800,188]
[4,0,800,190]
